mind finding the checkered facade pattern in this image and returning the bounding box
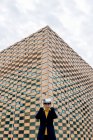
[0,26,93,140]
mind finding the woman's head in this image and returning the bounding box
[43,98,52,109]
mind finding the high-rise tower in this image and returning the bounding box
[0,26,93,139]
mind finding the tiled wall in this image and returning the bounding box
[0,26,93,140]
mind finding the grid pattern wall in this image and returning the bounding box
[46,28,93,139]
[0,27,49,140]
[0,26,93,140]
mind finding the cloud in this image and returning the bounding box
[0,0,93,68]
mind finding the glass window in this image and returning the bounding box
[6,121,9,124]
[19,123,24,127]
[24,134,29,138]
[30,130,35,134]
[14,134,18,138]
[19,130,24,134]
[25,126,29,130]
[20,117,24,120]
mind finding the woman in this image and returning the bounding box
[35,98,58,140]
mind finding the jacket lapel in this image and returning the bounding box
[47,109,51,119]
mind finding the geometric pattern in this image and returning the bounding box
[0,26,93,140]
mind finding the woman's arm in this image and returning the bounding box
[35,107,42,119]
[51,107,58,119]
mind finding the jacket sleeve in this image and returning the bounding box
[35,107,42,119]
[51,107,58,119]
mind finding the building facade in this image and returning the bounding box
[0,26,93,140]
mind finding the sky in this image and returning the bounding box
[0,0,93,68]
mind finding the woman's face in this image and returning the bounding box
[43,103,51,109]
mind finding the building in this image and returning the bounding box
[0,26,93,140]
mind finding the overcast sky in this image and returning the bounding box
[0,0,93,68]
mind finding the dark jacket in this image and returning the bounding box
[35,107,58,140]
